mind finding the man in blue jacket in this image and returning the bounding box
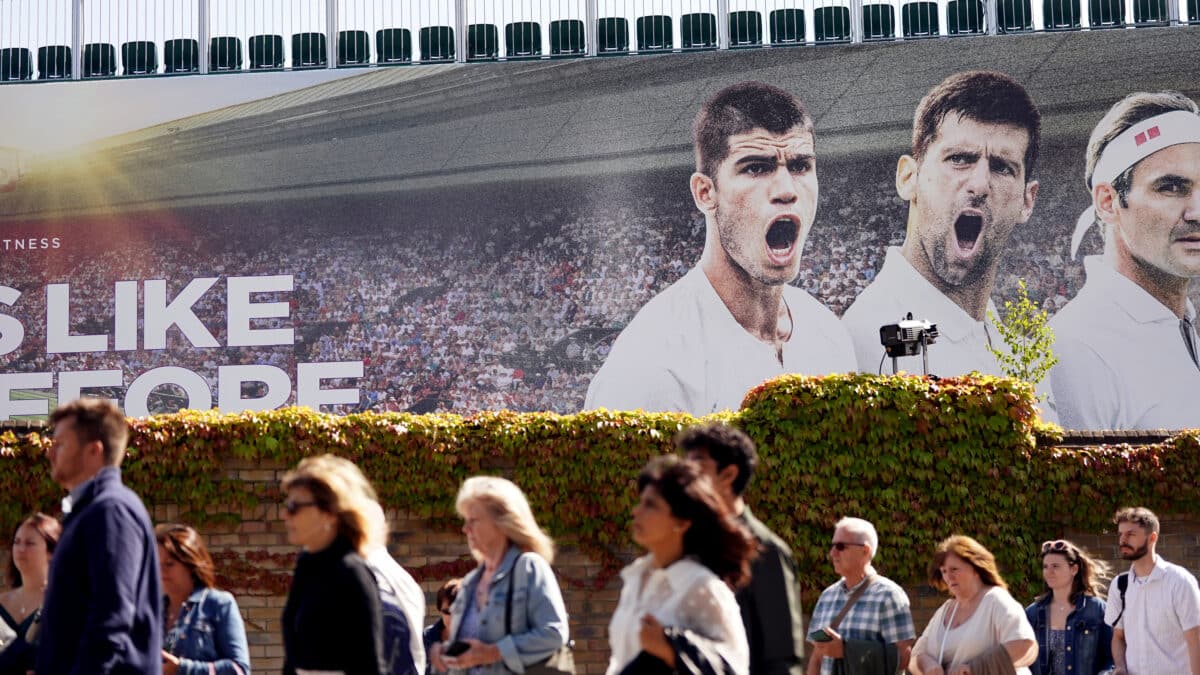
[37,398,162,675]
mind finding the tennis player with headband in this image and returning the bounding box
[1049,91,1200,431]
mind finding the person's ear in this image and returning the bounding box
[1019,179,1039,224]
[1093,182,1122,226]
[691,172,717,215]
[717,464,740,492]
[896,155,919,202]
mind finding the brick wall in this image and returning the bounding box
[5,457,1200,674]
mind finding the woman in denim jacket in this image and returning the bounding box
[430,477,569,675]
[1024,539,1113,675]
[157,524,251,675]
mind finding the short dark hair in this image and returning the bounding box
[1114,506,1160,535]
[49,398,129,466]
[436,577,462,612]
[692,81,813,179]
[911,70,1041,181]
[675,423,758,496]
[156,523,217,589]
[637,455,757,589]
[7,513,60,589]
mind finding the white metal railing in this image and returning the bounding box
[0,0,1194,83]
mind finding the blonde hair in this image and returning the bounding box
[456,476,555,563]
[281,454,379,556]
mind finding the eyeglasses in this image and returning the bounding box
[831,542,866,552]
[283,499,318,515]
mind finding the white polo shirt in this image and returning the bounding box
[1049,256,1200,431]
[842,247,1007,377]
[584,267,855,415]
[1104,555,1200,674]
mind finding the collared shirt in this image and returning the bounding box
[1049,256,1200,431]
[607,555,749,675]
[62,475,97,515]
[842,247,1004,377]
[809,569,916,675]
[585,267,855,415]
[1104,555,1200,674]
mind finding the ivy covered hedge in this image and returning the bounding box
[2,373,1197,602]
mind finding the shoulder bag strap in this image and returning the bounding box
[1110,572,1129,627]
[504,552,524,634]
[829,575,875,631]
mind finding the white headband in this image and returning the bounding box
[1071,109,1200,258]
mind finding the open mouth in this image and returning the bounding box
[954,213,983,252]
[766,217,800,253]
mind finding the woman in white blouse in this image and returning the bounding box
[607,455,756,675]
[911,535,1038,675]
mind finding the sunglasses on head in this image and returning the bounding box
[283,499,318,515]
[832,542,865,552]
[1041,540,1078,559]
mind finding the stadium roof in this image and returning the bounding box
[2,26,1198,221]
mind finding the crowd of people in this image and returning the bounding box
[6,137,1196,416]
[4,397,1198,675]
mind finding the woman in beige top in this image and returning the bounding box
[910,535,1037,675]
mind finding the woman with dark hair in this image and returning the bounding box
[423,578,461,673]
[911,535,1037,675]
[1024,539,1113,674]
[156,524,251,675]
[0,513,59,674]
[281,454,386,675]
[607,455,756,675]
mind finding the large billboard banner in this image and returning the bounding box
[2,27,1198,430]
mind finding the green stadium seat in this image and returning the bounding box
[0,48,32,81]
[1089,0,1125,26]
[505,21,542,57]
[637,15,673,51]
[376,28,412,63]
[121,41,157,75]
[902,1,941,35]
[467,23,499,60]
[419,26,455,61]
[1134,0,1168,22]
[338,30,370,65]
[209,36,242,71]
[249,35,283,69]
[164,39,198,73]
[863,4,897,38]
[947,0,986,33]
[291,32,327,68]
[769,8,807,43]
[815,6,851,41]
[728,10,763,46]
[999,0,1034,31]
[597,17,630,53]
[681,13,718,48]
[1044,0,1082,27]
[82,42,117,77]
[549,19,585,55]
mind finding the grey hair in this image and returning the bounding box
[835,517,879,560]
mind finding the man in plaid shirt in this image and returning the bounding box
[807,518,915,675]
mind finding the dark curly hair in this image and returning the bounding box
[637,455,757,589]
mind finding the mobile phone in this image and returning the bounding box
[807,629,833,643]
[444,640,471,657]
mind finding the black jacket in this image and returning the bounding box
[36,466,163,675]
[282,535,387,675]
